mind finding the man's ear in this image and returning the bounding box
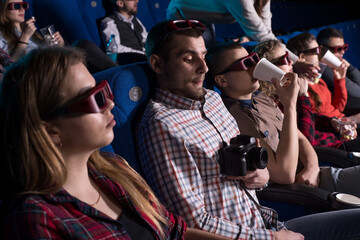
[116,0,124,8]
[149,54,163,74]
[214,74,229,88]
[43,121,61,146]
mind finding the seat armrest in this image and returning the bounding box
[315,147,360,168]
[256,183,360,212]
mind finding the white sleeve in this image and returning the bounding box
[227,0,276,41]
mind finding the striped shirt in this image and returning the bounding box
[4,164,187,239]
[137,88,284,239]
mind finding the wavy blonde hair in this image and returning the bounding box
[1,47,167,237]
[254,39,323,111]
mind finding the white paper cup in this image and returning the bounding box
[253,58,286,86]
[313,62,327,84]
[320,50,342,68]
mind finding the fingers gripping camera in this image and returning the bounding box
[220,135,268,176]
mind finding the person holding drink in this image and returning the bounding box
[0,0,117,74]
[0,0,64,61]
[253,39,360,152]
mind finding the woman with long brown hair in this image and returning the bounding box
[0,0,64,61]
[0,46,230,239]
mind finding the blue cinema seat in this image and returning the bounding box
[93,62,154,173]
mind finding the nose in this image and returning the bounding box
[197,57,208,74]
[104,99,115,113]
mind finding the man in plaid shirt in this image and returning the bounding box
[136,20,305,240]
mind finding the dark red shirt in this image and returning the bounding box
[4,164,187,239]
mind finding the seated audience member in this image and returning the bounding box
[100,0,148,64]
[0,47,228,240]
[254,39,360,152]
[0,0,117,73]
[136,19,360,240]
[206,40,360,196]
[0,0,64,61]
[317,27,360,115]
[287,32,360,123]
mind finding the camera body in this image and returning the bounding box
[220,135,268,176]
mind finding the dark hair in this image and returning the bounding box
[145,20,204,60]
[316,27,344,46]
[205,41,244,88]
[286,32,316,56]
[285,33,323,111]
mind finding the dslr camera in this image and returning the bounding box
[220,135,268,176]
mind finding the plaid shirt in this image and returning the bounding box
[5,164,187,239]
[137,88,284,240]
[297,96,343,148]
[0,48,12,81]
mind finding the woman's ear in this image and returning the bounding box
[214,74,229,88]
[43,121,61,145]
[149,54,163,74]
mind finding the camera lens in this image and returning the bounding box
[247,147,268,170]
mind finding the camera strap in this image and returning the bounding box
[240,181,279,230]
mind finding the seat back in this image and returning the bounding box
[93,62,154,172]
[30,0,106,46]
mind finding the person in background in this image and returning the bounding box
[0,46,230,240]
[0,0,118,73]
[0,0,64,61]
[254,39,360,153]
[206,40,360,199]
[317,27,360,116]
[167,0,273,47]
[100,0,148,64]
[285,32,360,124]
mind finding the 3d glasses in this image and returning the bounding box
[7,2,29,10]
[45,80,113,120]
[217,52,260,75]
[301,46,321,55]
[271,51,291,66]
[324,44,349,53]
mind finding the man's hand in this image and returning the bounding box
[295,165,320,187]
[228,168,270,189]
[293,60,320,79]
[273,229,304,240]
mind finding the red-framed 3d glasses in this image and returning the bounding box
[164,20,207,33]
[7,2,29,10]
[217,52,260,75]
[324,44,349,53]
[150,19,207,55]
[302,46,321,55]
[45,80,113,120]
[271,51,291,66]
